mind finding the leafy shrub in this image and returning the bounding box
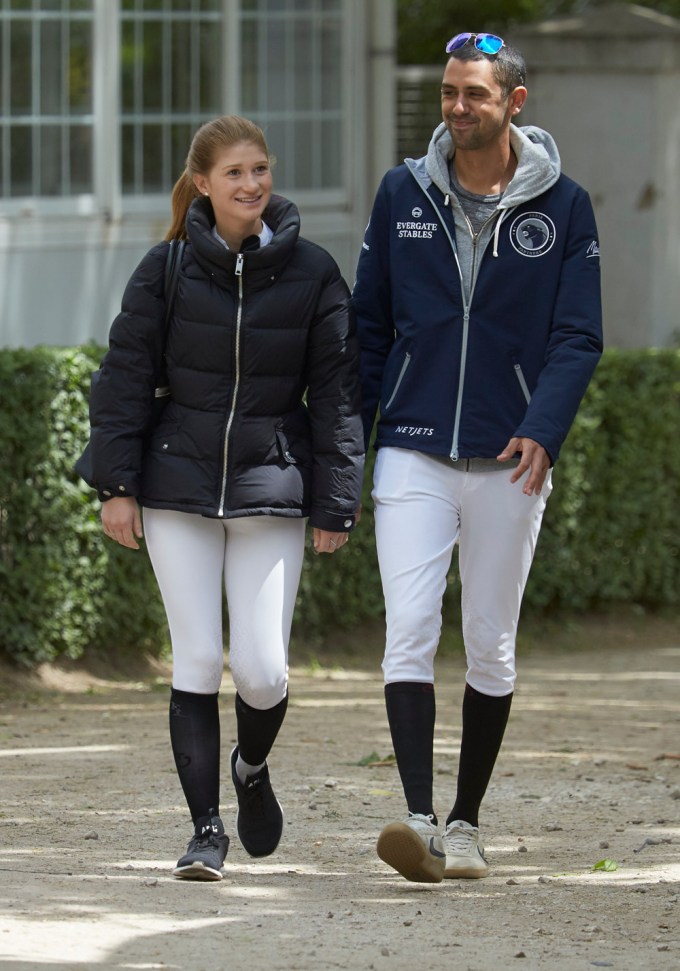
[0,346,167,666]
[525,349,680,610]
[0,347,677,667]
[0,347,103,664]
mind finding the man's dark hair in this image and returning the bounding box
[448,42,526,98]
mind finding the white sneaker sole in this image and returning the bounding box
[173,861,225,881]
[377,822,445,883]
[443,856,489,879]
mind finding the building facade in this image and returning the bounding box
[512,5,680,349]
[0,0,396,347]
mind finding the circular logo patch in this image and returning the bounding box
[509,212,556,258]
[411,207,422,219]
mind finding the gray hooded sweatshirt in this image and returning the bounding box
[418,122,562,301]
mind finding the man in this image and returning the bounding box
[353,32,602,884]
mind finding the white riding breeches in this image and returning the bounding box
[371,447,552,696]
[143,508,306,705]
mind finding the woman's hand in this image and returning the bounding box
[313,528,349,554]
[101,497,143,550]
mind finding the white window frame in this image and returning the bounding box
[0,0,98,217]
[0,0,355,220]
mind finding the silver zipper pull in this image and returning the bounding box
[235,253,244,276]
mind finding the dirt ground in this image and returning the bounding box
[0,617,679,971]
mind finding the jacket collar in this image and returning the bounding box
[186,194,301,287]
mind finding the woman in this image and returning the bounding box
[81,115,364,881]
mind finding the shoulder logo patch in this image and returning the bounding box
[509,212,556,258]
[586,240,600,258]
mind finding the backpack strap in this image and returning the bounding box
[163,238,185,328]
[154,239,185,398]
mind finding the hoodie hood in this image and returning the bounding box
[422,122,561,208]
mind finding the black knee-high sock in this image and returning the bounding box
[447,683,513,828]
[235,691,288,766]
[384,682,436,821]
[169,687,220,824]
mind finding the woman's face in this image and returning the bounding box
[193,140,273,241]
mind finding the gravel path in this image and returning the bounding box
[0,633,678,970]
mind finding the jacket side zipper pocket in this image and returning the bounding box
[276,428,297,464]
[513,362,531,404]
[384,351,412,411]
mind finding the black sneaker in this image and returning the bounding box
[173,813,229,881]
[230,747,283,857]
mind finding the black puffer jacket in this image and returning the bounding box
[87,195,364,531]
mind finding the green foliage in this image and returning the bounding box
[0,346,167,666]
[397,0,544,63]
[593,858,619,871]
[0,346,103,665]
[397,0,680,64]
[0,347,678,667]
[525,349,680,611]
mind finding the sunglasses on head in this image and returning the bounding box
[446,32,505,56]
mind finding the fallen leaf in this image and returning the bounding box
[355,751,382,766]
[356,752,396,767]
[592,859,619,872]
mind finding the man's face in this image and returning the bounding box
[440,57,525,153]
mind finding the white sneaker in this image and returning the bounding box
[377,813,445,883]
[442,819,489,878]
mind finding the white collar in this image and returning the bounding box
[211,219,273,250]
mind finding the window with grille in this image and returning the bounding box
[241,0,343,191]
[120,0,223,195]
[0,0,348,205]
[0,0,94,199]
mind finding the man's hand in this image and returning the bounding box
[497,437,550,496]
[101,496,143,549]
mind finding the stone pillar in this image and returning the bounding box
[511,4,680,348]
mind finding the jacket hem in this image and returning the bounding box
[139,497,309,520]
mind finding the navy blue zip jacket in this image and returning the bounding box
[353,124,603,464]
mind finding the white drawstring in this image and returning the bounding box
[444,193,450,206]
[492,211,506,257]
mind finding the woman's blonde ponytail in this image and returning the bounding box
[165,169,200,241]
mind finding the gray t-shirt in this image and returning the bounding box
[449,164,502,236]
[447,163,504,299]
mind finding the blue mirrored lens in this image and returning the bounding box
[445,32,472,53]
[475,34,504,54]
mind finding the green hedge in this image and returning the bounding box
[526,349,680,610]
[0,347,677,667]
[0,346,168,666]
[0,347,102,666]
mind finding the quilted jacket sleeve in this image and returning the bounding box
[304,251,365,532]
[86,242,169,499]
